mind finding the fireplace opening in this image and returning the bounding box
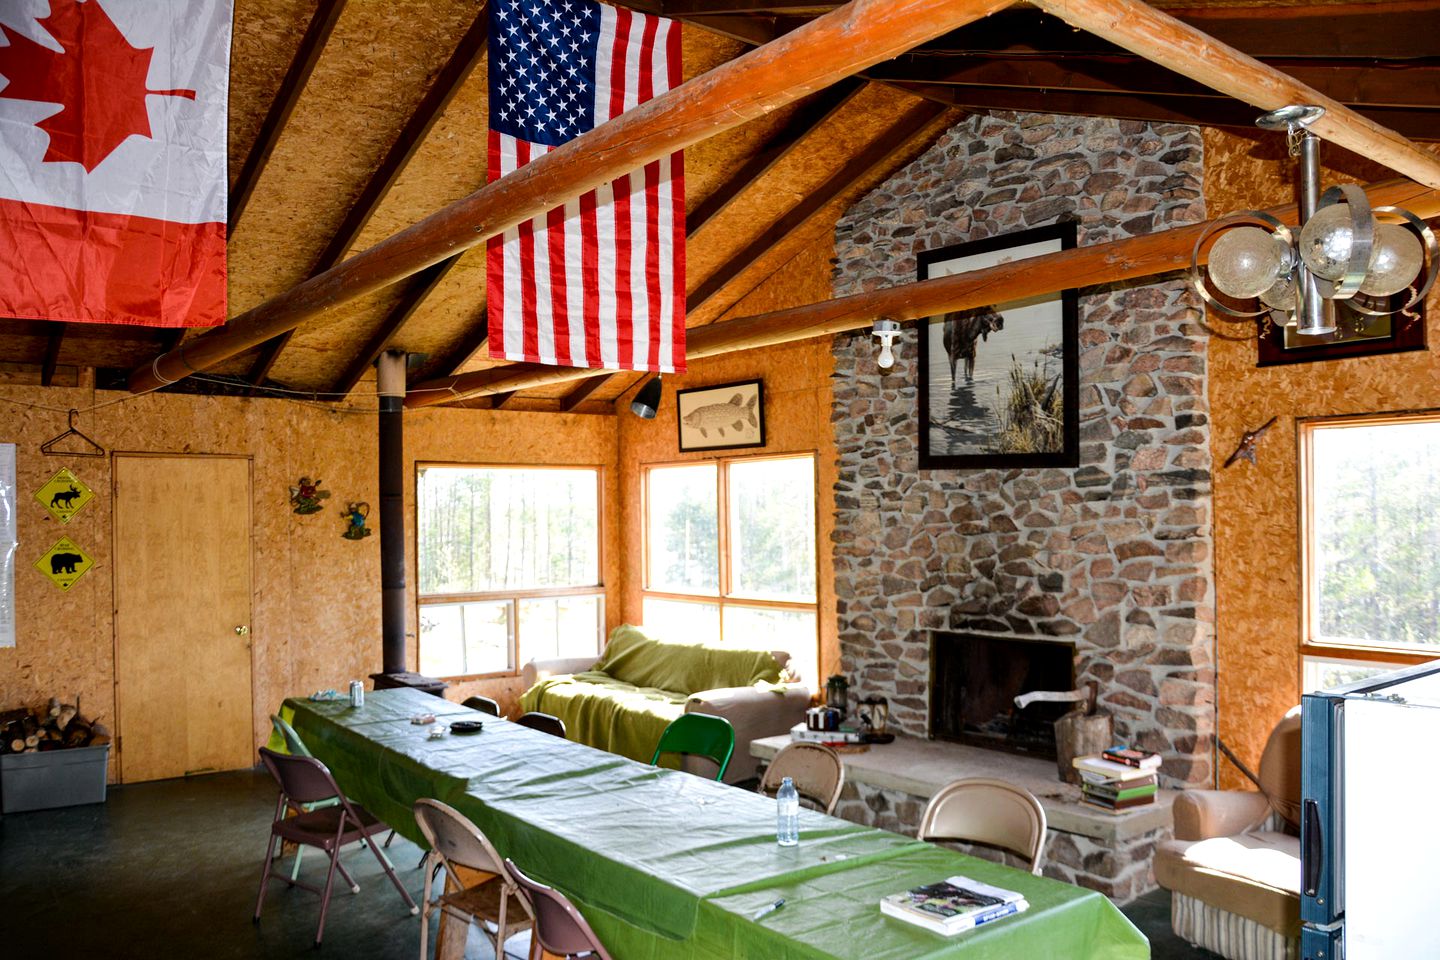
[929,632,1076,759]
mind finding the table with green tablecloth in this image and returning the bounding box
[279,688,1148,959]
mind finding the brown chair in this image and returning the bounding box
[1155,708,1303,960]
[517,712,566,738]
[916,777,1048,875]
[413,799,532,960]
[758,742,845,815]
[463,695,502,717]
[253,747,418,947]
[504,859,613,960]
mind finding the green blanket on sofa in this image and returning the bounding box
[518,625,783,767]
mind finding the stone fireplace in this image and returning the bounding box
[929,632,1075,759]
[815,111,1219,901]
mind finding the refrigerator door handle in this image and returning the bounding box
[1303,797,1324,898]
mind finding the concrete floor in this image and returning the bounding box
[1,769,1219,959]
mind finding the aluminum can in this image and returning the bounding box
[349,680,365,708]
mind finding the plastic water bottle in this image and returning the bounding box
[776,777,799,847]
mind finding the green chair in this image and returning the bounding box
[650,713,735,781]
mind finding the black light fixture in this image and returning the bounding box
[630,375,662,419]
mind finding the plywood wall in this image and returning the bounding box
[1205,129,1440,787]
[0,386,616,778]
[615,239,841,687]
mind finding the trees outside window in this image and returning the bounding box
[417,465,603,678]
[643,455,818,684]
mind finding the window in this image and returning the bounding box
[643,455,819,684]
[417,465,603,678]
[1301,414,1440,673]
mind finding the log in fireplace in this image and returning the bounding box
[928,632,1076,760]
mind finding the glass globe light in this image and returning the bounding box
[1298,203,1361,281]
[1259,273,1296,311]
[1208,226,1284,299]
[1359,223,1424,297]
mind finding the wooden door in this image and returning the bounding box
[113,455,254,782]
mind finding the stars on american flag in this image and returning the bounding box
[491,0,598,145]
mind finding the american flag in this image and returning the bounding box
[486,0,685,373]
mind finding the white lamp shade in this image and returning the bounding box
[1208,226,1284,299]
[1359,223,1424,297]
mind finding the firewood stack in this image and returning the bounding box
[0,697,111,755]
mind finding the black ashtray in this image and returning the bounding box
[449,720,484,734]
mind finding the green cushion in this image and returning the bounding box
[593,624,781,696]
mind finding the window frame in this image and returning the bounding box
[1299,411,1440,674]
[641,451,820,673]
[414,461,606,681]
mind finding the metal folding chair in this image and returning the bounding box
[516,712,566,738]
[504,859,614,960]
[463,695,502,717]
[253,747,418,946]
[650,713,735,781]
[759,741,845,814]
[414,799,532,960]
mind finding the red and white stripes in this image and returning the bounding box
[487,3,685,373]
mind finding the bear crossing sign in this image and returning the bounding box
[35,536,93,591]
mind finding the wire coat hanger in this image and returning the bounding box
[41,409,105,458]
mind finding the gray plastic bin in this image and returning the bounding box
[1,743,110,813]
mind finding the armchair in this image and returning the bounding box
[1155,708,1303,960]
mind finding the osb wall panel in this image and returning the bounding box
[227,0,315,190]
[1206,128,1440,788]
[0,387,616,778]
[615,241,840,687]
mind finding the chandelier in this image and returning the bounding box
[1192,105,1436,338]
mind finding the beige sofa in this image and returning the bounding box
[521,645,811,785]
[1155,709,1303,960]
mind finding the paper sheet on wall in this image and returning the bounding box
[0,443,15,648]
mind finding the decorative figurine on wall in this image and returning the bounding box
[341,501,371,540]
[289,477,330,514]
[1224,417,1278,468]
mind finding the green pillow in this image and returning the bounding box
[595,624,781,695]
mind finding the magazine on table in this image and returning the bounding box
[879,875,1029,935]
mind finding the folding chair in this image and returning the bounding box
[414,799,532,960]
[759,741,845,814]
[516,712,566,738]
[253,747,418,946]
[504,859,614,960]
[651,713,734,781]
[463,695,502,717]
[917,777,1048,875]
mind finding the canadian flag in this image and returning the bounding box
[0,0,231,328]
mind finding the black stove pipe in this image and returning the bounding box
[376,350,407,675]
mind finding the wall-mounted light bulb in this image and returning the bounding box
[872,318,900,370]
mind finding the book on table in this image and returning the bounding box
[879,876,1029,936]
[1082,779,1158,803]
[1101,746,1162,770]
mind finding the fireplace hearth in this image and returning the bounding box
[929,632,1076,759]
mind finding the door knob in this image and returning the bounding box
[235,625,250,636]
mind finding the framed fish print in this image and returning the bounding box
[676,380,766,453]
[917,221,1080,470]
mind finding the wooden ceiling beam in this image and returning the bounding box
[688,99,949,314]
[244,7,491,390]
[40,323,63,386]
[898,84,1440,143]
[1029,0,1440,190]
[328,257,462,395]
[553,80,867,411]
[406,177,1440,406]
[129,0,1020,394]
[876,54,1440,111]
[229,0,348,235]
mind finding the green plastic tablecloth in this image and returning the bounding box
[283,688,1148,959]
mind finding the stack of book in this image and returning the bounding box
[789,722,863,745]
[879,876,1029,936]
[1073,747,1160,813]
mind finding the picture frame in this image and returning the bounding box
[917,221,1080,470]
[675,379,766,453]
[1255,295,1426,366]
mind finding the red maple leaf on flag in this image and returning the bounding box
[0,0,196,172]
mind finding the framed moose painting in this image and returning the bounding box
[916,221,1080,470]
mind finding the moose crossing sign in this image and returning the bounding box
[35,536,94,591]
[35,467,94,523]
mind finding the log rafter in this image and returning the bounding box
[129,0,1021,394]
[405,178,1440,407]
